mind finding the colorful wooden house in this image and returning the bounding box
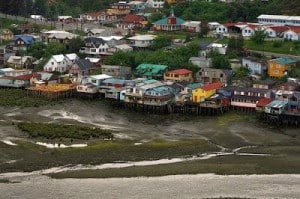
[164,68,193,82]
[192,82,223,103]
[13,35,36,51]
[124,79,164,104]
[267,57,297,78]
[143,85,175,106]
[287,91,300,113]
[230,87,274,110]
[264,100,288,115]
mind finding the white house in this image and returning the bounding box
[88,74,112,86]
[265,26,290,38]
[215,24,228,34]
[80,37,110,56]
[257,14,300,27]
[127,34,156,48]
[146,0,164,9]
[242,57,267,76]
[241,25,257,37]
[283,27,300,41]
[44,54,68,73]
[182,21,201,33]
[65,53,79,66]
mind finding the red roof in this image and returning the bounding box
[122,14,146,23]
[269,26,290,33]
[15,74,33,80]
[256,98,273,107]
[288,26,300,34]
[166,68,192,75]
[201,82,223,91]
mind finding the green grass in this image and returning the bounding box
[49,154,300,179]
[244,40,300,55]
[17,122,114,140]
[0,139,217,173]
[0,89,56,107]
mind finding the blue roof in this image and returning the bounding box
[14,35,35,45]
[153,16,185,26]
[271,58,296,65]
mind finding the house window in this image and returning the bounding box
[51,62,54,65]
[220,73,223,78]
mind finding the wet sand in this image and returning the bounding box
[0,174,299,199]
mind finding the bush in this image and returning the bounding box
[17,122,114,140]
[272,41,282,48]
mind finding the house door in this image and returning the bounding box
[194,96,197,102]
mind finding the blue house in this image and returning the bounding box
[13,35,36,51]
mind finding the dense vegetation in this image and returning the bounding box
[0,89,51,107]
[104,41,199,72]
[17,122,114,140]
[1,0,300,22]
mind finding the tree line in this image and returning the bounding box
[1,0,300,22]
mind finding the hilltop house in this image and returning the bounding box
[257,14,300,27]
[283,26,300,41]
[43,54,68,73]
[106,1,131,17]
[69,59,93,77]
[6,56,33,69]
[13,35,36,51]
[80,37,109,57]
[42,30,77,44]
[152,9,185,31]
[267,57,297,78]
[117,14,148,30]
[127,34,156,48]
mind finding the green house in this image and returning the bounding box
[135,64,168,80]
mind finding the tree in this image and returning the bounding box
[234,67,250,79]
[66,37,84,53]
[210,51,231,69]
[150,35,172,51]
[251,29,268,45]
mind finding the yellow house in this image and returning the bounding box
[192,82,222,103]
[164,68,193,82]
[267,57,296,78]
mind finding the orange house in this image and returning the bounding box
[164,68,193,82]
[267,57,296,78]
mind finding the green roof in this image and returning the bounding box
[153,16,185,26]
[188,83,203,89]
[136,64,168,77]
[271,58,296,65]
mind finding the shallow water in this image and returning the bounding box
[0,174,299,199]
